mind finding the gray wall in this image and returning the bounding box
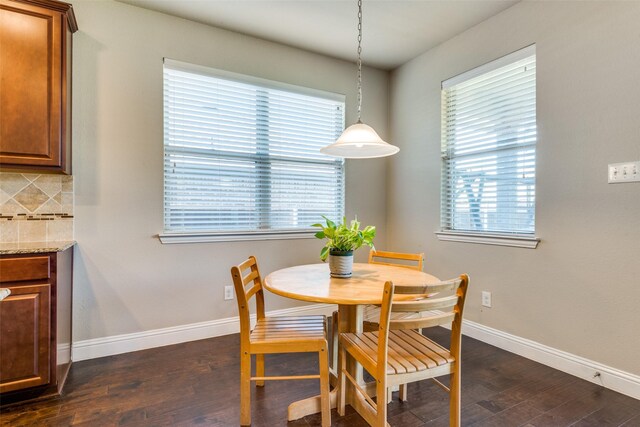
[388,1,640,374]
[72,0,389,341]
[72,0,640,376]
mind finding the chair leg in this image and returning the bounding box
[399,383,408,402]
[449,365,461,427]
[240,351,252,426]
[338,344,347,416]
[331,311,339,372]
[376,379,387,427]
[318,346,331,427]
[256,354,265,387]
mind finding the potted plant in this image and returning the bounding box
[312,216,376,278]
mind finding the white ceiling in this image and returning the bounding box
[117,0,519,70]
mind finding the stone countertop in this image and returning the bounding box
[0,241,76,255]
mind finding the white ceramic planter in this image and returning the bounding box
[328,250,354,278]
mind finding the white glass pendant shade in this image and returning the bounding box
[321,122,399,158]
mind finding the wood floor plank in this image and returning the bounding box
[469,401,544,426]
[620,413,640,426]
[572,401,640,427]
[527,395,607,427]
[423,403,495,426]
[475,368,575,414]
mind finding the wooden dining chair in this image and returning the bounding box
[330,249,425,401]
[231,256,331,427]
[338,275,470,427]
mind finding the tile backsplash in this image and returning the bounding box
[0,172,74,243]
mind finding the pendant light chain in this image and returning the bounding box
[319,0,399,158]
[356,0,363,123]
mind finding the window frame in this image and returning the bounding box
[436,45,540,249]
[159,59,346,244]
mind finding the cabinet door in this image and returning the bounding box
[0,284,51,393]
[0,1,63,170]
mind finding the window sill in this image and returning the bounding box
[434,231,540,249]
[158,230,318,244]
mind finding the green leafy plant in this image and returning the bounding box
[312,216,376,262]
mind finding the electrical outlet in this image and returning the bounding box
[608,161,640,183]
[481,291,492,308]
[224,286,234,301]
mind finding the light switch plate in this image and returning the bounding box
[481,291,492,308]
[608,161,640,183]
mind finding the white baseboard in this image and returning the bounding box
[72,303,336,362]
[57,343,71,364]
[458,319,640,401]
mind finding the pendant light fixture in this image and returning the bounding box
[320,0,399,159]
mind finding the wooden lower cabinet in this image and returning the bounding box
[0,284,51,393]
[0,248,73,405]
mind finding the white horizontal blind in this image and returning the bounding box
[163,60,345,233]
[441,47,536,235]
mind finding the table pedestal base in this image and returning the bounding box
[287,387,337,421]
[287,381,388,426]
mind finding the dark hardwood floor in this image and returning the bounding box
[1,326,639,426]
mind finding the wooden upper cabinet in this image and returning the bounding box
[0,0,77,174]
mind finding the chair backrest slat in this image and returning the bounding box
[238,257,255,272]
[369,250,424,271]
[245,282,262,301]
[390,295,458,313]
[242,270,260,286]
[392,278,460,295]
[390,312,456,330]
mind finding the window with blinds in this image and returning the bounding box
[441,46,536,236]
[163,59,345,235]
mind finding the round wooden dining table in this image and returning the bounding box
[264,262,440,424]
